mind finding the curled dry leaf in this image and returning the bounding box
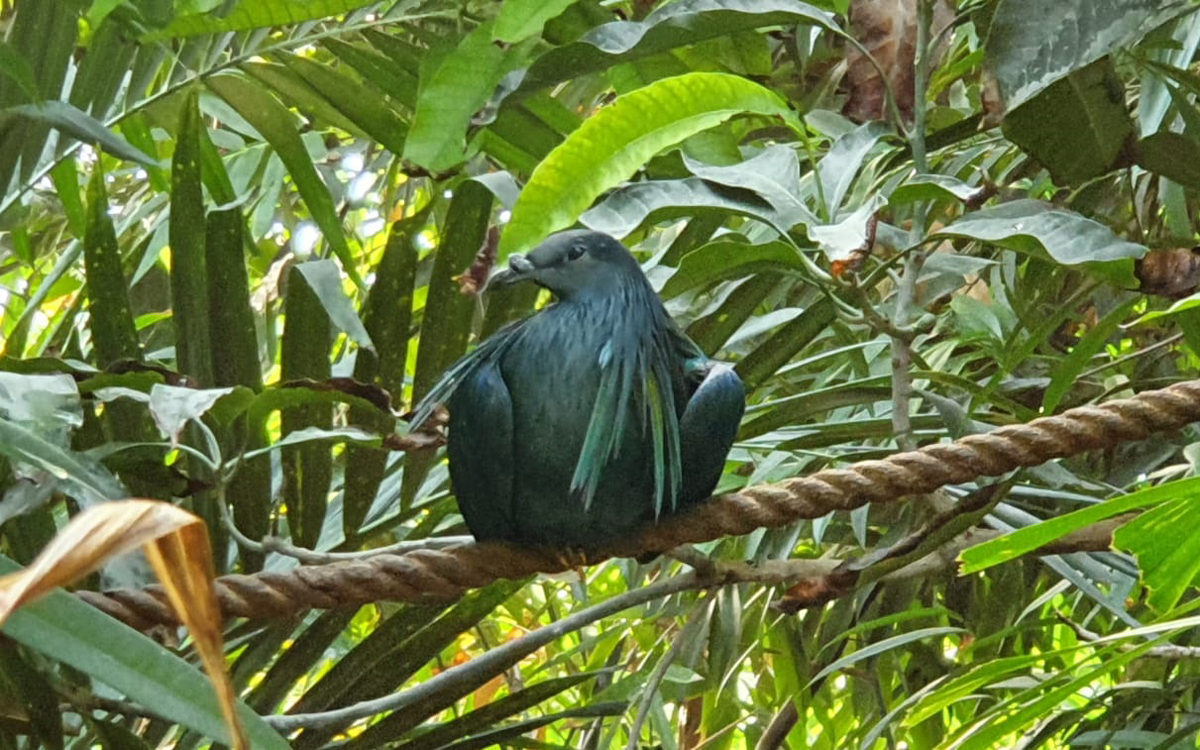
[0,499,248,750]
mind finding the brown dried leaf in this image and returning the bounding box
[843,0,953,123]
[1136,247,1200,299]
[0,500,247,750]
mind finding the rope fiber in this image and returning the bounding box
[76,379,1200,630]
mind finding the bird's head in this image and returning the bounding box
[489,230,642,300]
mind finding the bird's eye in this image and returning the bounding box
[566,244,587,261]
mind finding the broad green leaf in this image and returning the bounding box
[518,0,836,93]
[207,72,363,287]
[933,199,1146,271]
[0,558,288,749]
[146,384,236,446]
[404,22,515,171]
[0,418,125,506]
[1113,496,1200,612]
[985,0,1192,109]
[1134,131,1200,190]
[494,0,579,42]
[660,237,802,299]
[581,178,792,238]
[0,102,159,167]
[0,372,81,437]
[815,121,890,218]
[808,197,884,262]
[682,144,816,228]
[888,173,985,206]
[1001,58,1134,186]
[501,72,798,257]
[959,477,1200,574]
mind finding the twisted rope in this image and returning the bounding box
[78,380,1200,630]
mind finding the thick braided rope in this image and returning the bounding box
[77,380,1200,629]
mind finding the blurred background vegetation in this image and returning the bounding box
[4,0,1200,746]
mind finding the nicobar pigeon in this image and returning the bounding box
[413,230,745,547]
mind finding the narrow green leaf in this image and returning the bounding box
[345,210,426,535]
[1042,297,1138,413]
[735,296,835,387]
[170,90,214,385]
[808,627,965,687]
[412,182,495,402]
[294,260,375,354]
[958,477,1200,574]
[0,102,159,168]
[403,22,512,171]
[739,377,892,438]
[143,0,383,40]
[0,561,289,750]
[323,37,418,109]
[687,274,780,355]
[661,238,801,298]
[207,72,363,287]
[0,645,62,750]
[205,207,269,568]
[501,72,798,257]
[83,163,141,366]
[291,580,525,747]
[0,40,41,103]
[280,265,334,549]
[245,609,358,714]
[403,183,494,506]
[381,672,608,750]
[51,159,86,238]
[277,52,409,154]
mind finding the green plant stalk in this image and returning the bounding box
[892,0,935,452]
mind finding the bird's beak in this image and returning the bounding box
[486,254,536,289]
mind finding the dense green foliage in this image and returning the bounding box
[3,0,1200,746]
